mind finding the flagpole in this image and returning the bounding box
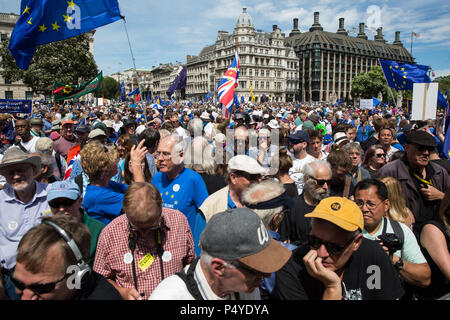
[121,15,147,125]
[410,32,413,56]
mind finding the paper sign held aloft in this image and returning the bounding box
[411,83,438,121]
[360,99,374,110]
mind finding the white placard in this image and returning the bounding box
[411,83,438,121]
[97,98,104,107]
[360,99,374,110]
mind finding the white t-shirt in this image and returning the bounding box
[18,136,39,153]
[362,218,427,264]
[149,261,261,300]
[289,154,316,195]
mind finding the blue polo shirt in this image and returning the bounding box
[152,168,208,256]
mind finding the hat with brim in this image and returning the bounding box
[305,197,364,232]
[200,112,210,120]
[268,119,280,129]
[0,147,41,175]
[88,128,107,140]
[239,238,292,273]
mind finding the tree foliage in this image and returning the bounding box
[0,33,98,97]
[435,75,450,95]
[351,65,399,104]
[101,76,120,99]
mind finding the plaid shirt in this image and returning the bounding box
[93,208,195,299]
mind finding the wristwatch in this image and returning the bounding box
[394,258,404,271]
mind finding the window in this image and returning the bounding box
[5,91,13,99]
[25,91,33,100]
[1,33,7,41]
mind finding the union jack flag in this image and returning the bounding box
[217,51,239,118]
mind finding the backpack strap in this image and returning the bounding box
[74,173,83,195]
[15,141,28,153]
[381,217,405,248]
[176,258,204,300]
[55,152,63,178]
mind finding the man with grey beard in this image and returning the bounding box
[279,160,332,246]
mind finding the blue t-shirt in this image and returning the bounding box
[152,168,209,256]
[82,181,128,225]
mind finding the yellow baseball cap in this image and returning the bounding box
[305,197,364,232]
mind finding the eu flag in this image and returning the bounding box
[8,0,122,70]
[380,60,431,91]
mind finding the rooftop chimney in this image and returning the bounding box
[357,22,368,40]
[374,27,386,43]
[393,31,403,46]
[309,12,323,32]
[336,17,348,35]
[289,18,301,36]
[273,25,278,31]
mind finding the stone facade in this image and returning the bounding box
[286,12,414,103]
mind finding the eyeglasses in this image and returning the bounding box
[154,151,172,160]
[354,199,383,211]
[48,198,77,208]
[375,153,386,158]
[234,171,261,182]
[307,234,355,256]
[11,269,69,295]
[236,262,266,278]
[310,176,332,186]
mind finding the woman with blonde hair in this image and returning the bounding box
[380,176,415,229]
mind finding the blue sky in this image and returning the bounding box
[2,0,450,78]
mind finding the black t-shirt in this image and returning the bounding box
[329,175,355,198]
[199,173,227,196]
[73,271,123,300]
[279,193,315,245]
[274,238,405,300]
[283,182,299,200]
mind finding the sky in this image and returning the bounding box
[1,0,450,79]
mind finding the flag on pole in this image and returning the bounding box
[379,59,431,91]
[127,87,139,97]
[217,51,239,118]
[166,66,187,98]
[120,81,126,102]
[8,0,122,70]
[412,32,420,38]
[53,71,103,101]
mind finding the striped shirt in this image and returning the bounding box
[93,207,195,299]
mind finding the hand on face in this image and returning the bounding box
[303,249,341,287]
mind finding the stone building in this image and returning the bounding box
[285,12,414,103]
[187,8,299,103]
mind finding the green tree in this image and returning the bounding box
[351,65,399,104]
[0,33,98,97]
[435,75,450,95]
[101,76,120,99]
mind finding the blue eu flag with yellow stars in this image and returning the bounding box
[8,0,122,70]
[380,60,431,91]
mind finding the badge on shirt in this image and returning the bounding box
[173,184,180,192]
[138,253,154,271]
[162,251,172,262]
[123,252,133,264]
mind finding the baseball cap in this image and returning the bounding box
[47,180,81,202]
[228,155,266,175]
[75,124,91,133]
[35,137,54,153]
[287,130,310,144]
[61,119,75,126]
[405,130,437,147]
[301,120,314,131]
[199,208,292,273]
[305,197,364,232]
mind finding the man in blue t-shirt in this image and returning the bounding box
[152,134,208,256]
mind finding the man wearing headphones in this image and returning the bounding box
[93,182,195,300]
[9,215,121,300]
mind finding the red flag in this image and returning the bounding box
[136,92,141,101]
[412,32,420,37]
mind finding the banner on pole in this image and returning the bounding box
[360,99,374,110]
[0,99,32,113]
[411,83,438,121]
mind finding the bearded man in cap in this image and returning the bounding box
[0,147,51,299]
[274,197,405,300]
[149,207,292,300]
[376,130,450,234]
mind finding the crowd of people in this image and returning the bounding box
[0,99,449,301]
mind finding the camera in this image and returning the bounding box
[377,233,403,255]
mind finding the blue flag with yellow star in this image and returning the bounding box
[9,0,122,70]
[380,59,431,91]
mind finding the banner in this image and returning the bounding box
[360,99,374,110]
[53,71,103,101]
[0,99,32,113]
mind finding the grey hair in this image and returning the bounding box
[187,118,204,137]
[185,136,216,175]
[343,142,363,155]
[303,160,332,180]
[159,129,171,139]
[241,179,285,229]
[200,250,237,271]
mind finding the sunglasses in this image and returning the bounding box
[310,176,332,186]
[48,198,77,208]
[236,262,266,278]
[11,269,69,295]
[415,145,434,153]
[307,234,355,256]
[234,171,261,182]
[375,153,386,158]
